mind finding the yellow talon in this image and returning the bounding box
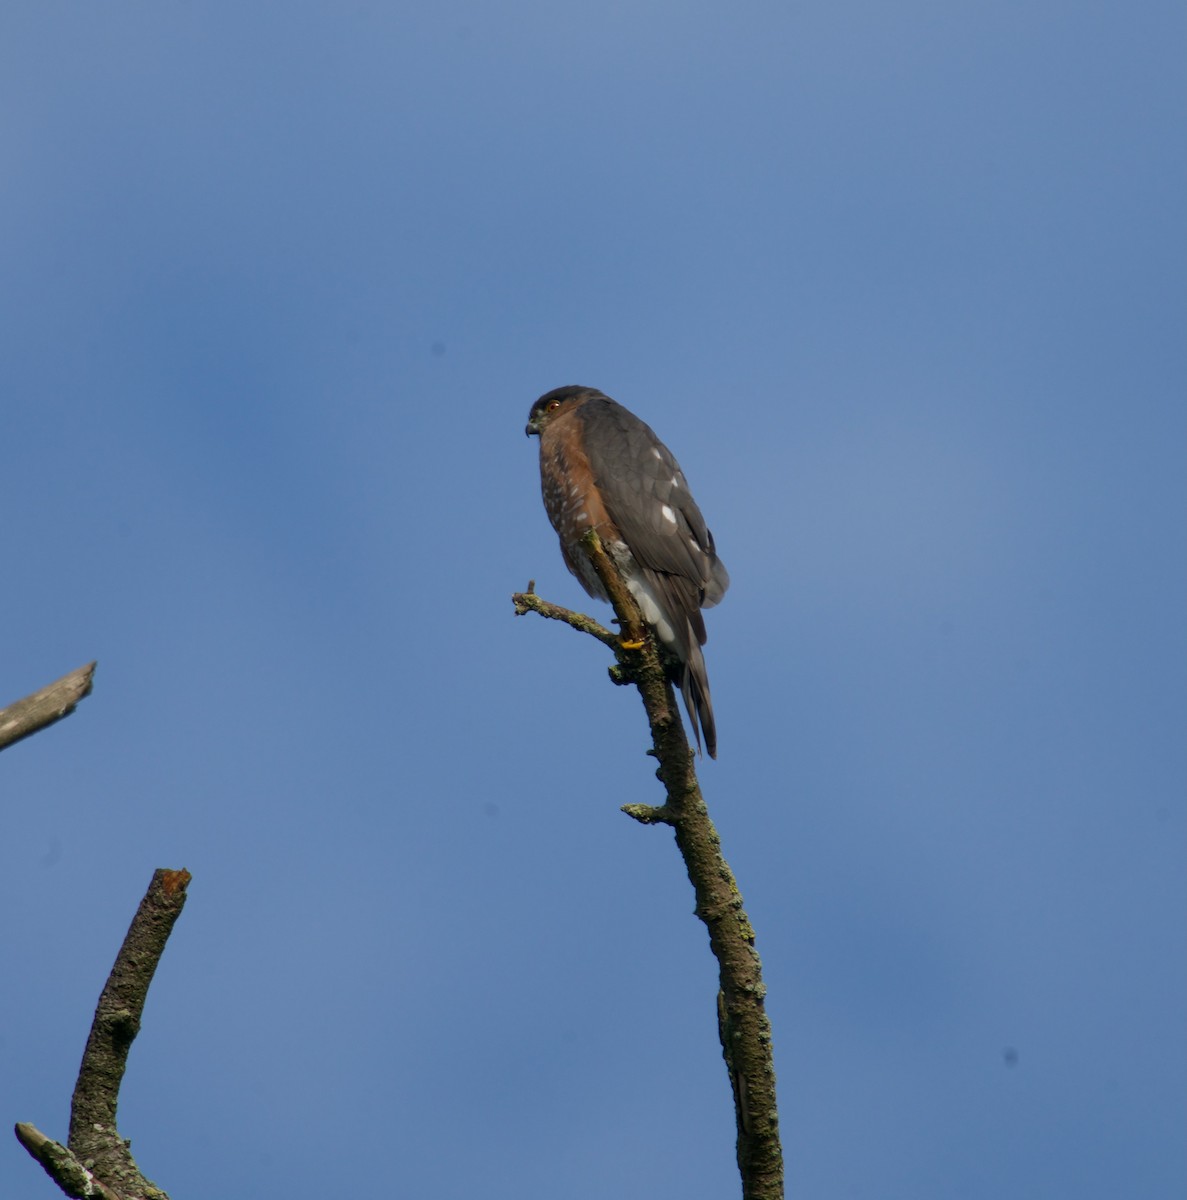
[620,637,645,650]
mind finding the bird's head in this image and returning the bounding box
[525,385,601,437]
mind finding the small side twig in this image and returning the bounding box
[13,1123,124,1200]
[512,583,622,652]
[0,662,96,754]
[513,532,783,1200]
[16,868,191,1200]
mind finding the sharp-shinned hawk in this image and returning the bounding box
[526,385,729,757]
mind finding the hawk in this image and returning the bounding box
[526,385,729,757]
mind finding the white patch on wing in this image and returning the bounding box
[661,504,677,525]
[625,576,676,645]
[651,447,663,460]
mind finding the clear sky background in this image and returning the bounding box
[2,4,1183,1198]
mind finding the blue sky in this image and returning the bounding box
[2,3,1183,1197]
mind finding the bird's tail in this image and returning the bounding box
[677,640,717,759]
[641,569,719,758]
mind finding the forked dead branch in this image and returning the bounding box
[15,868,189,1200]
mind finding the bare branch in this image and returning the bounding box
[513,534,784,1200]
[0,662,96,753]
[16,868,190,1200]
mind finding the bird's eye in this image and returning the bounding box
[547,399,561,412]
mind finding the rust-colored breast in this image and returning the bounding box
[538,406,619,594]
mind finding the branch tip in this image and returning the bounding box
[0,661,98,753]
[621,802,674,826]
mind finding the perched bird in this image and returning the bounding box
[526,385,729,756]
